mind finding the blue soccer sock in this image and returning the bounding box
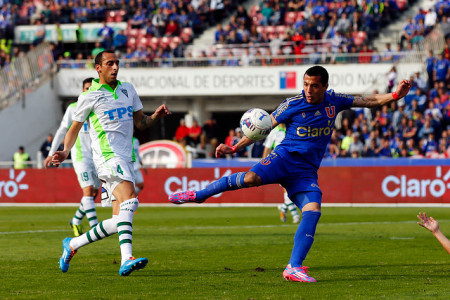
[289,210,321,267]
[196,172,247,201]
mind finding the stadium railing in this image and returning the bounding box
[0,43,56,111]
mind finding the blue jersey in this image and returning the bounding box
[273,90,354,169]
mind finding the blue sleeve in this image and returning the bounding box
[272,97,297,124]
[333,92,354,112]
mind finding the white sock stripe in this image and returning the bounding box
[236,172,244,188]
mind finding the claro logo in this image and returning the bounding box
[0,169,29,198]
[382,166,450,198]
[164,168,232,197]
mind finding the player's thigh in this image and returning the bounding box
[73,161,98,190]
[291,191,322,211]
[250,151,289,185]
[97,157,135,201]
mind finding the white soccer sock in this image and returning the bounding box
[284,193,299,217]
[71,201,85,225]
[117,198,139,265]
[81,196,98,228]
[70,215,118,251]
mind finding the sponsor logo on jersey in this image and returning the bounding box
[121,89,128,98]
[104,106,133,120]
[314,110,321,116]
[297,125,333,137]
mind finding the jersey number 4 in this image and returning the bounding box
[117,165,124,175]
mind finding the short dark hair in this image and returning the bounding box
[94,50,115,66]
[82,77,94,87]
[305,65,329,86]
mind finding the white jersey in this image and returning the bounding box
[73,79,143,166]
[49,102,93,162]
[132,137,141,171]
[263,125,286,150]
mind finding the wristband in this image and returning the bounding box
[392,92,399,100]
[230,146,237,153]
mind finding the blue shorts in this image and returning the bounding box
[250,148,322,199]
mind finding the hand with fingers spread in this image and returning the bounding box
[417,212,450,254]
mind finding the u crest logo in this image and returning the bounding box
[325,106,336,118]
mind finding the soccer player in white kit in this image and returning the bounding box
[132,132,146,195]
[44,78,101,237]
[53,50,171,276]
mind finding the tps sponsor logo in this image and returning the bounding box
[164,168,232,197]
[0,169,29,198]
[140,140,186,168]
[104,106,133,120]
[280,71,296,89]
[382,166,450,198]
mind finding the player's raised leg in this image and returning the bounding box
[169,171,264,204]
[283,192,321,282]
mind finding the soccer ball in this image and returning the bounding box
[240,108,272,141]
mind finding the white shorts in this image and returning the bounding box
[73,160,101,189]
[134,167,144,185]
[96,156,135,200]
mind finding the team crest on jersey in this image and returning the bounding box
[121,89,128,98]
[302,112,306,118]
[325,106,336,118]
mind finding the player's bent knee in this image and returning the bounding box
[244,171,262,187]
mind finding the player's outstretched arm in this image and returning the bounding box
[215,135,255,158]
[51,121,83,167]
[134,105,171,130]
[44,126,69,168]
[417,212,450,254]
[352,79,412,108]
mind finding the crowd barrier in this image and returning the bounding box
[1,163,450,205]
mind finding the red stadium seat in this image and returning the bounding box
[180,27,193,43]
[127,37,137,50]
[115,10,123,22]
[256,26,264,34]
[128,28,139,38]
[276,25,286,35]
[138,37,149,48]
[170,36,181,49]
[352,31,367,46]
[250,5,259,17]
[284,12,297,25]
[396,0,407,10]
[106,11,115,23]
[149,37,160,50]
[296,11,305,21]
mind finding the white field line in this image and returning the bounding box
[1,220,448,235]
[1,203,450,207]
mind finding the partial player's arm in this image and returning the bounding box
[352,79,412,108]
[417,212,450,254]
[51,121,84,167]
[133,105,171,130]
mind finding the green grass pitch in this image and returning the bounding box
[0,206,449,299]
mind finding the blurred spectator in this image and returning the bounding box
[113,30,127,51]
[40,134,54,158]
[13,146,30,169]
[233,127,247,157]
[91,42,104,58]
[225,128,237,147]
[174,119,189,146]
[97,21,115,49]
[201,118,219,156]
[186,119,202,147]
[433,53,449,83]
[33,19,46,46]
[386,66,397,92]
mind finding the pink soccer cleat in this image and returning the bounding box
[169,191,200,204]
[283,264,316,282]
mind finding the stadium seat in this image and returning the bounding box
[127,37,137,50]
[396,0,407,10]
[106,11,115,23]
[170,36,181,49]
[149,37,160,50]
[180,27,193,43]
[296,11,305,21]
[284,12,297,25]
[250,5,259,17]
[138,37,149,48]
[128,28,139,38]
[352,31,367,46]
[276,25,286,35]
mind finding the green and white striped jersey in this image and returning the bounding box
[73,79,143,165]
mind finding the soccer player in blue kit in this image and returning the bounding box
[169,66,412,282]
